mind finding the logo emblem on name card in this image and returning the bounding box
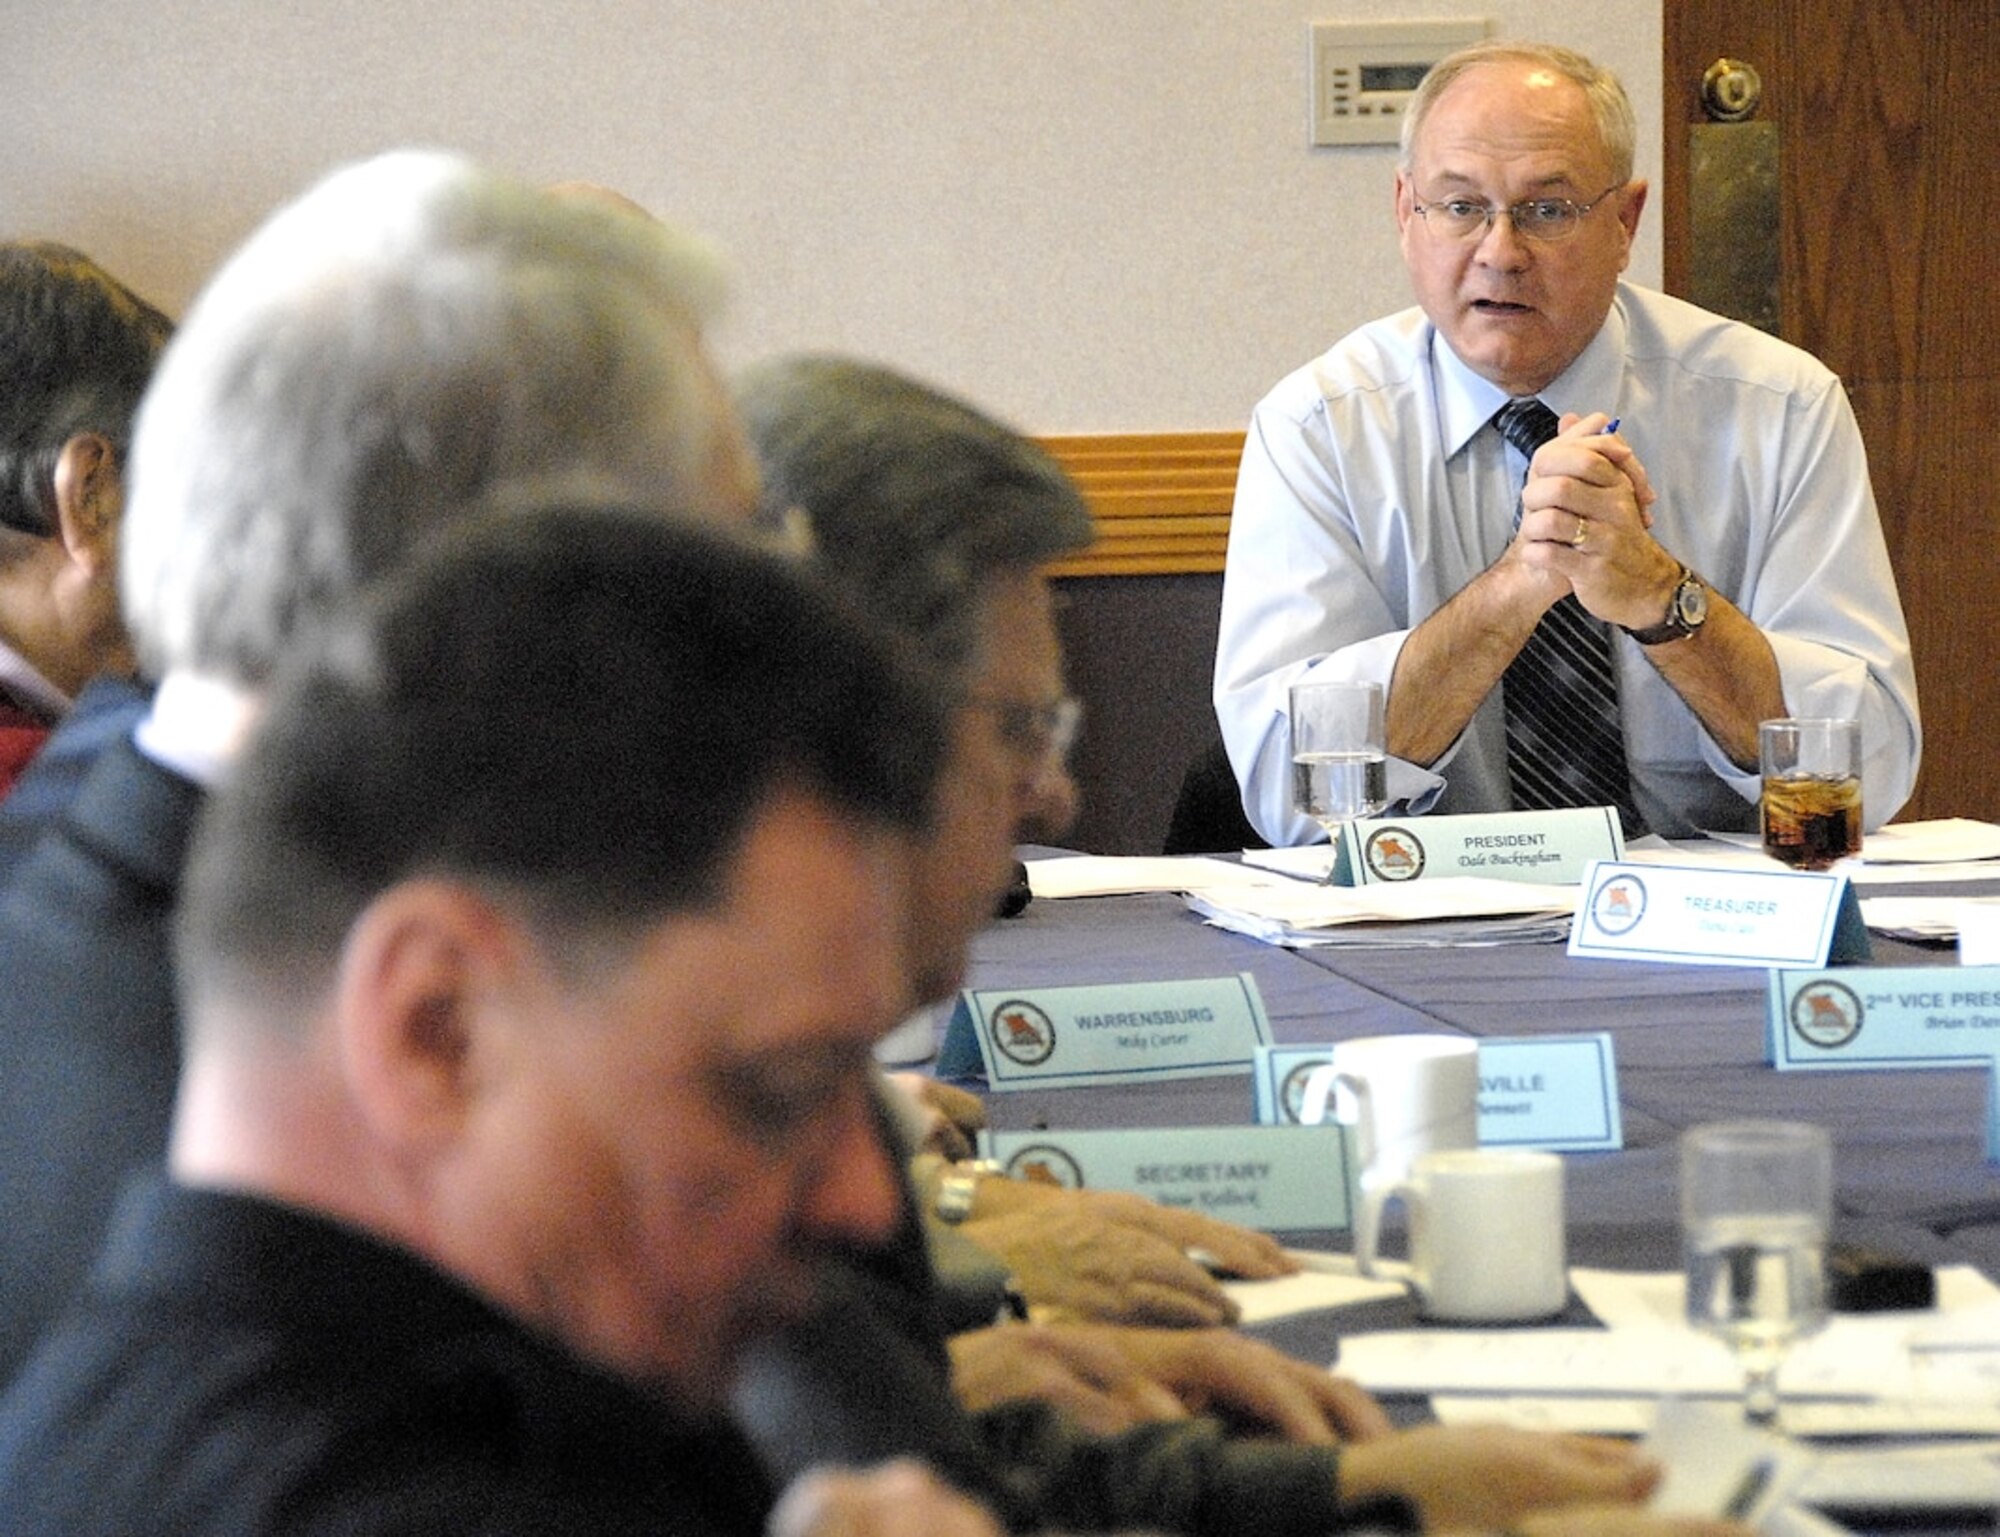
[1003,1144,1084,1189]
[1589,873,1647,935]
[1364,826,1426,881]
[987,1000,1057,1066]
[1789,980,1864,1049]
[1280,1059,1333,1123]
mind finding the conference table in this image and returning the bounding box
[954,848,2000,1506]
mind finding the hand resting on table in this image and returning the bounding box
[947,1322,1392,1442]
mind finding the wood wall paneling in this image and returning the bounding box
[1036,432,1242,576]
[1033,433,1241,853]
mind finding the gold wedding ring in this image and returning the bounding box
[1570,516,1588,549]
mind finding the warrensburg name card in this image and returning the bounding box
[1251,1037,1622,1151]
[936,974,1271,1089]
[1766,966,2000,1070]
[977,1125,1351,1232]
[1569,860,1870,967]
[1333,807,1621,886]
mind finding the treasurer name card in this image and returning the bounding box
[1766,966,2000,1070]
[935,973,1271,1088]
[1334,807,1622,886]
[977,1125,1351,1232]
[1252,1038,1622,1151]
[1569,860,1870,967]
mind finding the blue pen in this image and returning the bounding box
[1603,416,1621,434]
[1721,1456,1774,1520]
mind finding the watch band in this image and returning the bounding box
[1621,564,1706,646]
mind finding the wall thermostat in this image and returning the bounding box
[1309,17,1490,147]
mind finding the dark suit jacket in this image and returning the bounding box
[0,674,152,884]
[0,738,201,1385]
[0,1177,772,1534]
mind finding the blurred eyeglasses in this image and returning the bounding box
[965,694,1081,769]
[1410,183,1624,244]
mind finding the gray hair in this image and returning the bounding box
[736,354,1093,680]
[1399,41,1636,185]
[177,505,946,1019]
[121,149,737,686]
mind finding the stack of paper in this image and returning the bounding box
[1023,855,1296,901]
[1331,1264,2000,1438]
[1019,817,2000,949]
[1185,877,1575,949]
[1634,819,2000,941]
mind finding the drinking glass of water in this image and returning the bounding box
[1681,1119,1832,1426]
[1288,680,1387,878]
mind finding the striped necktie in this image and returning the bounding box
[1494,399,1642,835]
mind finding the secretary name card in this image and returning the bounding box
[1335,807,1622,886]
[936,973,1272,1088]
[1569,860,1870,967]
[977,1125,1352,1232]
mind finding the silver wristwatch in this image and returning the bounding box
[934,1159,1004,1223]
[1621,564,1708,645]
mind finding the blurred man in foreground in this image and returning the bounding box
[0,148,757,1385]
[0,505,994,1533]
[744,353,1294,1335]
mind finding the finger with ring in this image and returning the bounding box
[1569,515,1588,549]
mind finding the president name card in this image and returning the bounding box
[1250,1035,1622,1151]
[935,973,1271,1088]
[977,1124,1351,1232]
[1766,966,2000,1071]
[1569,860,1870,967]
[1334,807,1622,886]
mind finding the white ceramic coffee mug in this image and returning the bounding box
[1297,1034,1479,1264]
[1357,1148,1568,1322]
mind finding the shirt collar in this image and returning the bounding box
[0,638,71,721]
[132,670,260,789]
[1428,283,1632,455]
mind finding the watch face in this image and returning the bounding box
[1677,578,1709,627]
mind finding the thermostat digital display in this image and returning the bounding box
[1309,18,1490,147]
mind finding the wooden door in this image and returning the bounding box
[1664,5,2000,821]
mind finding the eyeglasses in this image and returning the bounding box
[1410,183,1625,244]
[964,694,1081,768]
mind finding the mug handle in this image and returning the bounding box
[1354,1172,1416,1288]
[1296,1066,1380,1165]
[1296,1063,1338,1126]
[1300,1065,1392,1264]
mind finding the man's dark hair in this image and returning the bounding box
[0,242,172,538]
[176,504,945,1012]
[737,354,1093,680]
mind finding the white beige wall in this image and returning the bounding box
[1,1,1659,432]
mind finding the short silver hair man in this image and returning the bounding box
[122,148,758,696]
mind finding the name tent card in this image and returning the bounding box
[935,973,1272,1089]
[1568,860,1870,968]
[1765,966,2000,1071]
[1332,807,1622,886]
[976,1125,1351,1232]
[1250,1036,1623,1152]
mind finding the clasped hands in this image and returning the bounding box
[1510,411,1681,631]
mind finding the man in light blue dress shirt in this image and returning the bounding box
[1215,41,1919,845]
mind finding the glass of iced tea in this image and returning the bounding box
[1759,717,1862,870]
